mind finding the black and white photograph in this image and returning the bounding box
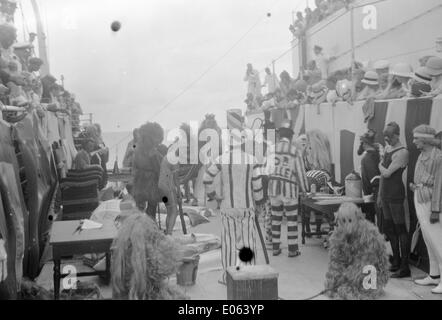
[0,0,442,305]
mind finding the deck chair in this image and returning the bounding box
[60,166,103,220]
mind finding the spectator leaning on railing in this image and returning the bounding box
[408,67,432,98]
[357,70,380,101]
[423,56,442,96]
[289,11,306,38]
[378,63,413,100]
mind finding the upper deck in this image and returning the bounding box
[291,0,442,76]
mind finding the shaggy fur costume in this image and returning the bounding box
[111,213,187,300]
[20,278,103,300]
[132,122,164,218]
[325,203,390,300]
[305,129,332,173]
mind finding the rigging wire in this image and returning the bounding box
[379,46,436,62]
[265,0,391,68]
[353,0,389,9]
[40,0,51,62]
[332,3,442,61]
[18,0,29,42]
[265,7,349,67]
[108,0,283,152]
[148,0,283,122]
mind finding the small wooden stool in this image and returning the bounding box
[226,265,279,300]
[50,220,117,299]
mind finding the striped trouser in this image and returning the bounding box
[270,196,299,253]
[220,209,258,274]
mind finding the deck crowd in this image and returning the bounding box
[244,52,442,114]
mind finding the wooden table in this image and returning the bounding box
[299,196,375,245]
[49,220,117,299]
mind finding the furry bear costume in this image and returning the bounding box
[111,212,187,300]
[325,203,390,300]
[132,122,165,220]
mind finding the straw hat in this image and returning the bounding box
[361,71,379,86]
[373,60,389,71]
[423,57,442,77]
[390,62,413,78]
[413,66,432,84]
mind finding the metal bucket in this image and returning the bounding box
[177,255,200,286]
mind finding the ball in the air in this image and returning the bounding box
[111,21,121,32]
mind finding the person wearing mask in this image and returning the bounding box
[358,130,381,225]
[411,125,442,294]
[378,122,410,278]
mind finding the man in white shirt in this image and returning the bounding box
[244,63,262,100]
[314,45,332,80]
[263,67,280,94]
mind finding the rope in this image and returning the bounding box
[303,289,329,300]
[302,284,342,300]
[108,0,283,152]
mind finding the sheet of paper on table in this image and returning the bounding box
[81,219,103,230]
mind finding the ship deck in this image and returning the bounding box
[35,198,442,301]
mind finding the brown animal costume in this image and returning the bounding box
[111,212,187,300]
[325,203,390,300]
[177,114,222,206]
[132,122,165,220]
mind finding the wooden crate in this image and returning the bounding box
[226,265,278,300]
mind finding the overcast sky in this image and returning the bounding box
[18,0,311,133]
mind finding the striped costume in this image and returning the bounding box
[267,138,308,255]
[305,169,332,234]
[203,146,265,280]
[306,169,331,190]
